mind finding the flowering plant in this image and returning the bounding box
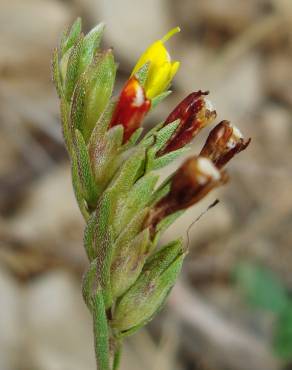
[52,18,250,370]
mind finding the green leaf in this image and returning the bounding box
[151,146,189,171]
[84,194,111,261]
[70,50,116,142]
[89,100,117,143]
[149,175,172,206]
[82,257,98,309]
[234,262,288,314]
[151,90,172,110]
[274,303,292,360]
[140,122,164,145]
[140,120,182,172]
[73,129,100,207]
[89,125,124,191]
[111,228,150,300]
[115,172,159,234]
[64,36,84,101]
[52,48,63,98]
[71,151,89,221]
[135,62,150,86]
[84,194,114,307]
[105,147,146,218]
[145,239,184,276]
[152,119,180,152]
[112,239,184,332]
[122,128,144,150]
[59,48,72,85]
[61,18,82,55]
[79,22,105,74]
[113,208,149,248]
[60,99,72,154]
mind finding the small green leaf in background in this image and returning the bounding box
[234,262,288,314]
[274,303,292,361]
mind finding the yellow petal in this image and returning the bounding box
[132,41,168,77]
[145,62,171,99]
[170,61,180,81]
[131,27,181,99]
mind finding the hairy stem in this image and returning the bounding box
[112,339,122,370]
[92,290,111,370]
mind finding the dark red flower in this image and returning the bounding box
[200,120,251,168]
[110,76,151,142]
[158,91,217,155]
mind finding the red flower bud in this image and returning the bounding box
[200,120,251,168]
[110,76,151,142]
[159,91,217,155]
[146,156,227,233]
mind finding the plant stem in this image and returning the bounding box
[92,290,111,370]
[112,339,122,370]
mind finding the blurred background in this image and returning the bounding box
[1,0,292,369]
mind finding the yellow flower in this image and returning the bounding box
[131,27,180,99]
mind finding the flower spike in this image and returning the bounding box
[52,19,250,370]
[200,120,251,168]
[110,76,151,142]
[131,27,180,99]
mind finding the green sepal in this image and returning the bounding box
[113,208,149,248]
[84,194,114,307]
[64,35,84,101]
[84,194,111,261]
[89,100,116,143]
[117,285,173,339]
[79,22,105,75]
[111,228,150,300]
[149,175,172,206]
[89,125,124,191]
[71,150,90,220]
[140,122,164,146]
[61,18,82,56]
[52,48,63,98]
[135,62,150,86]
[112,239,184,332]
[151,119,180,152]
[141,119,183,172]
[73,129,100,208]
[104,147,146,223]
[150,146,190,171]
[114,172,159,234]
[151,90,172,110]
[60,48,72,86]
[82,257,98,309]
[70,50,116,142]
[60,99,72,155]
[122,128,144,151]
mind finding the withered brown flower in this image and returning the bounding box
[158,91,217,155]
[146,156,228,233]
[200,120,251,168]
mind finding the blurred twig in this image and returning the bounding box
[169,281,279,370]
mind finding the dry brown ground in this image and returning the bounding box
[1,1,292,369]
